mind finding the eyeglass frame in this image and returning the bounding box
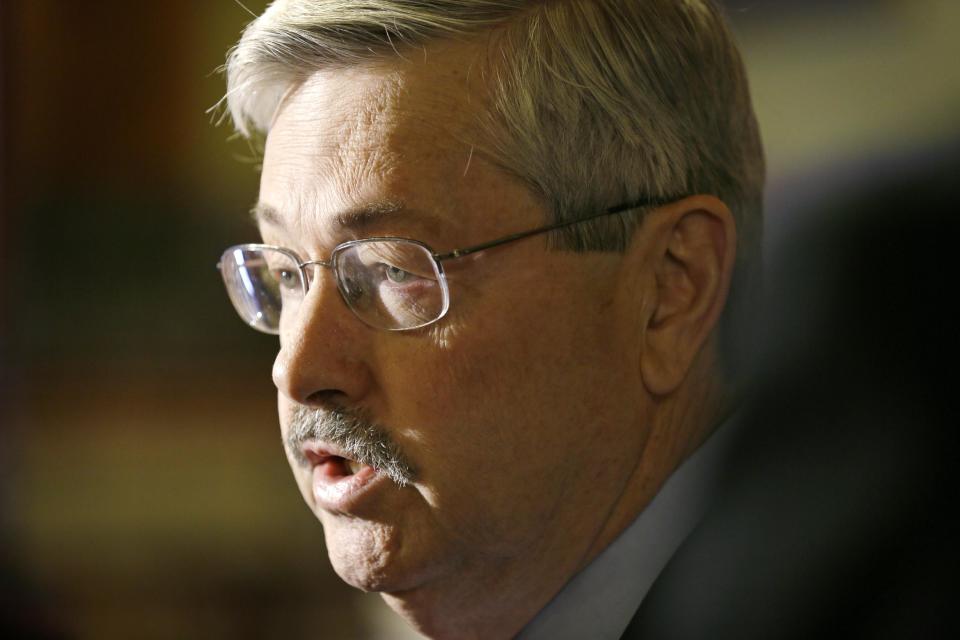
[218,196,672,332]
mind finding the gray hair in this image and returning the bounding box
[288,404,416,486]
[223,0,765,368]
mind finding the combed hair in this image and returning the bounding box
[223,0,765,370]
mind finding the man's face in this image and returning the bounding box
[258,49,650,598]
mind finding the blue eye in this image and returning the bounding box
[384,264,411,283]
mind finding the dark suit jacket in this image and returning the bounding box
[621,149,958,639]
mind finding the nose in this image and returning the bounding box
[271,270,373,407]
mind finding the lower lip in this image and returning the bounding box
[311,462,389,512]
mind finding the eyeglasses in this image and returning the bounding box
[217,198,667,333]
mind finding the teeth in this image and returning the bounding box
[347,459,364,475]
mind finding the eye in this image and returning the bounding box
[383,264,411,284]
[274,269,300,290]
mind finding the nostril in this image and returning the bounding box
[304,389,346,406]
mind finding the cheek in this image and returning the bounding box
[378,312,632,551]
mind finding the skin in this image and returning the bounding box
[257,42,736,640]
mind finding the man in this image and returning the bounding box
[216,1,763,637]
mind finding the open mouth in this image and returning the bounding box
[300,444,373,480]
[318,454,366,478]
[301,444,387,512]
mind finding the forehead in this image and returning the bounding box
[259,45,504,239]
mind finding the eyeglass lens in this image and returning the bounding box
[220,246,299,334]
[220,241,449,333]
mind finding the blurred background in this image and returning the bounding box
[1,1,957,638]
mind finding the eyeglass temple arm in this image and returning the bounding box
[432,198,668,262]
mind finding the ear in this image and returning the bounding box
[636,195,737,396]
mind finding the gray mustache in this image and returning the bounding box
[287,405,416,487]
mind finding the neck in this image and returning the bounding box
[576,357,729,575]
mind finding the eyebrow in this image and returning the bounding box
[250,199,439,234]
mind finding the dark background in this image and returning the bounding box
[1,1,957,638]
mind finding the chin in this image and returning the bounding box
[322,513,426,593]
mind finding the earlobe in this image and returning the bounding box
[638,196,737,396]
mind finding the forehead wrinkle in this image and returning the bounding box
[277,72,408,223]
[325,77,471,188]
[304,60,476,157]
[331,70,405,183]
[263,51,499,249]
